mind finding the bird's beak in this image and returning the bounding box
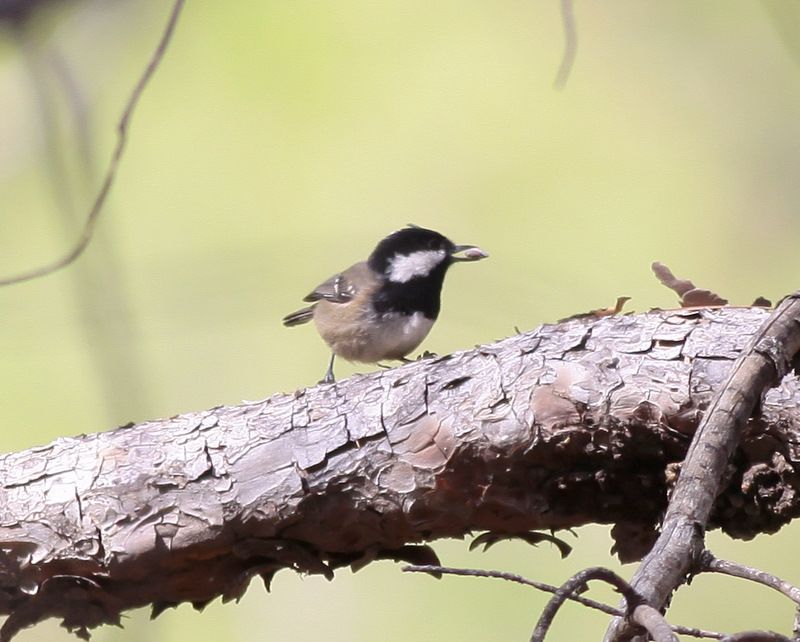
[451,244,489,262]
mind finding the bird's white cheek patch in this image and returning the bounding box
[388,249,446,283]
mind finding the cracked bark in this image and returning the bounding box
[2,307,800,639]
[605,293,800,642]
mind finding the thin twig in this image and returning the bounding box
[403,565,721,640]
[404,564,622,616]
[701,552,798,642]
[532,567,676,642]
[553,0,577,89]
[720,632,792,642]
[700,551,800,605]
[0,0,186,287]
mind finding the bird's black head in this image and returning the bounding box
[368,226,487,319]
[367,226,456,279]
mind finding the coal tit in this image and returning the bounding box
[283,226,488,383]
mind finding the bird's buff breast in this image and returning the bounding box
[313,301,434,363]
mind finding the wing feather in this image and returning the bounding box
[302,262,365,304]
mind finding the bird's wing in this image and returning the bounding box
[302,261,367,304]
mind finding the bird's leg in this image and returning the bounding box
[320,353,336,384]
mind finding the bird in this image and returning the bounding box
[282,225,488,383]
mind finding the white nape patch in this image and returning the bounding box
[387,249,446,283]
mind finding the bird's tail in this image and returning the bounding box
[282,306,315,327]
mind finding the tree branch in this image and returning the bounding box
[605,293,800,641]
[2,307,800,638]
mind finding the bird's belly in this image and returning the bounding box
[315,306,434,363]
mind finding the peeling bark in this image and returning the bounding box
[2,307,800,639]
[605,293,800,642]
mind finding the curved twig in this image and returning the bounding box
[532,567,676,642]
[553,0,577,89]
[0,0,185,287]
[700,551,800,605]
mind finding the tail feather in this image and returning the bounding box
[282,306,315,327]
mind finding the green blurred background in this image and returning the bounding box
[2,0,800,639]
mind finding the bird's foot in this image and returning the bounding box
[378,354,434,370]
